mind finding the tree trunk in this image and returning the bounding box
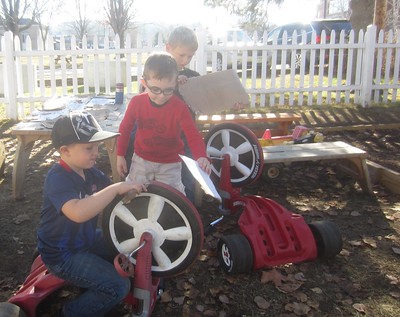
[373,0,388,32]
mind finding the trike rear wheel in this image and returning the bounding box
[217,234,253,274]
[308,221,343,258]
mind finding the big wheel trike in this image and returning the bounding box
[203,123,343,274]
[0,182,204,317]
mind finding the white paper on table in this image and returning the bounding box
[179,155,221,202]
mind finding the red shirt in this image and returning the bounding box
[117,93,206,163]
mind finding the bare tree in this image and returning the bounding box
[36,0,65,48]
[328,0,352,19]
[104,0,136,48]
[69,0,91,42]
[0,0,38,37]
[387,0,400,31]
[204,0,285,33]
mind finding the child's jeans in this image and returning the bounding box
[46,233,130,317]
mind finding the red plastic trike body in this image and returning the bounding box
[8,256,67,317]
[217,153,318,270]
[7,232,160,317]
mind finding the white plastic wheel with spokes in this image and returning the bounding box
[102,182,203,277]
[205,123,263,187]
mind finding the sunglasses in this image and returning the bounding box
[145,81,176,96]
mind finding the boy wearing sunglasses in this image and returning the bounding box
[116,52,211,194]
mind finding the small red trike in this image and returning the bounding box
[203,123,342,274]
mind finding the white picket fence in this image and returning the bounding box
[0,24,399,120]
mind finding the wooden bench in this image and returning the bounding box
[196,113,301,137]
[262,141,373,194]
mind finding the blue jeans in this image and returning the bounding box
[46,234,130,317]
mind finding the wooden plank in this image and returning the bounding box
[196,112,301,124]
[367,160,400,194]
[263,141,373,194]
[263,141,367,164]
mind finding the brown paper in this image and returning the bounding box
[178,69,249,115]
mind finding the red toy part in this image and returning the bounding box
[8,255,67,317]
[123,232,160,317]
[238,196,318,270]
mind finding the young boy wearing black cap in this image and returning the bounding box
[37,111,146,317]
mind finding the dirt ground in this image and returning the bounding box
[0,117,400,317]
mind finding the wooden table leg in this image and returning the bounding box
[337,158,373,194]
[104,137,120,183]
[12,135,40,200]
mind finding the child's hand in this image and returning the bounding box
[117,156,128,178]
[121,181,148,204]
[177,75,189,85]
[118,180,147,196]
[197,157,211,175]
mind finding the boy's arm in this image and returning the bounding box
[116,99,136,157]
[62,181,146,223]
[116,155,128,177]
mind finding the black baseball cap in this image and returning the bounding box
[52,111,119,149]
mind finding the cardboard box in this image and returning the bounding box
[178,69,249,115]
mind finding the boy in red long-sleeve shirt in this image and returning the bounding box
[116,52,210,194]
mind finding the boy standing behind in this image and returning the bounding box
[166,26,201,201]
[166,25,200,85]
[116,52,211,194]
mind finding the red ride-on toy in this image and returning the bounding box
[204,123,342,274]
[1,182,204,317]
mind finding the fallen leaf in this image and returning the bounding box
[209,286,223,297]
[285,302,311,315]
[13,214,31,224]
[350,211,361,216]
[185,287,200,299]
[362,237,377,248]
[392,247,400,255]
[311,287,323,294]
[254,296,270,309]
[277,281,303,294]
[352,303,366,314]
[294,272,306,282]
[218,294,229,304]
[196,305,204,312]
[390,292,400,299]
[160,291,172,303]
[203,309,218,317]
[292,291,308,302]
[348,240,363,246]
[340,249,351,256]
[260,268,286,286]
[392,212,400,219]
[386,274,399,285]
[173,296,185,305]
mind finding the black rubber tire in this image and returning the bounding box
[102,181,204,278]
[205,123,264,187]
[217,234,253,274]
[0,302,27,317]
[308,221,343,258]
